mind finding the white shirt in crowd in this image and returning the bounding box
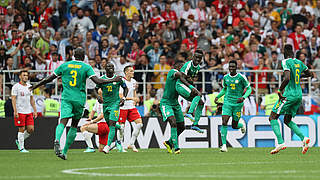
[120,78,137,110]
[86,67,100,89]
[11,83,33,114]
[92,100,105,122]
[111,57,133,76]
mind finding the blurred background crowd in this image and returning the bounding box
[1,0,320,118]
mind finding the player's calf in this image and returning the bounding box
[302,137,310,154]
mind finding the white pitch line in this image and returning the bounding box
[61,161,320,178]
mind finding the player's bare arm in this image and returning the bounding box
[300,69,313,78]
[30,96,37,119]
[119,83,128,106]
[278,70,290,100]
[12,95,18,118]
[90,75,123,85]
[29,74,57,91]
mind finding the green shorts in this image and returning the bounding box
[175,82,194,101]
[272,97,302,117]
[160,102,184,123]
[103,104,120,122]
[222,103,243,122]
[60,99,85,120]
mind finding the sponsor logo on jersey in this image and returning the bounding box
[113,82,116,85]
[235,80,239,83]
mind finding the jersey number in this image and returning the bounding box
[230,84,235,90]
[295,69,300,84]
[107,85,112,92]
[69,70,77,86]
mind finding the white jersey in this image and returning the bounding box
[92,100,105,122]
[11,83,33,114]
[120,78,137,110]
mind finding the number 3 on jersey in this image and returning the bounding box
[69,70,77,86]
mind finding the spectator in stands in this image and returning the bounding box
[153,54,170,90]
[288,24,306,52]
[233,8,253,32]
[100,38,110,59]
[58,18,72,40]
[253,58,269,95]
[127,41,144,63]
[122,0,139,19]
[122,19,139,43]
[3,57,16,89]
[244,43,261,69]
[197,21,212,52]
[147,40,163,68]
[86,59,100,94]
[181,31,198,52]
[68,8,94,38]
[5,37,23,69]
[84,31,99,59]
[0,46,10,68]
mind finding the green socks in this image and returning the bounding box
[188,96,201,114]
[62,127,77,154]
[237,122,243,129]
[115,124,121,129]
[288,121,304,141]
[270,120,284,144]
[193,104,204,126]
[107,126,116,146]
[171,128,178,149]
[221,125,227,145]
[55,123,65,142]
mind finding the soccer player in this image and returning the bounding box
[215,60,252,152]
[161,61,200,154]
[269,44,312,154]
[80,99,109,153]
[30,48,122,160]
[97,63,128,154]
[118,65,142,152]
[175,49,204,133]
[12,70,37,152]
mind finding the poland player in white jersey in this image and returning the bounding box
[80,96,110,153]
[118,65,143,152]
[12,70,37,153]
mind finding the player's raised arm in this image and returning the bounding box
[29,74,57,91]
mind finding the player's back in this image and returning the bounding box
[282,58,308,99]
[161,69,179,105]
[54,60,94,102]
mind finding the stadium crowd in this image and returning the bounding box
[0,0,320,117]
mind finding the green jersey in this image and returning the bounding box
[54,60,95,103]
[161,69,179,105]
[222,73,250,105]
[180,60,200,78]
[96,75,126,105]
[281,58,308,99]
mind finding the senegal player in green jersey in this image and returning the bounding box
[269,44,313,155]
[30,48,122,160]
[176,49,204,133]
[161,61,200,154]
[97,63,128,154]
[215,60,252,152]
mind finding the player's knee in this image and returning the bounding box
[284,118,291,126]
[27,127,34,134]
[199,100,204,106]
[231,121,238,129]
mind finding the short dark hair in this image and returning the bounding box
[229,60,237,66]
[44,88,52,96]
[19,70,29,75]
[124,65,133,74]
[284,44,294,58]
[74,48,85,61]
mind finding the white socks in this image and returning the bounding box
[130,123,143,145]
[82,131,94,149]
[117,124,125,143]
[18,132,24,150]
[24,130,30,140]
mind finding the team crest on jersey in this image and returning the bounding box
[167,112,170,115]
[235,80,239,83]
[113,82,116,85]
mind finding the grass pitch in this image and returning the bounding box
[0,147,319,180]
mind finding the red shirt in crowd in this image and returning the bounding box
[288,32,306,51]
[253,66,269,89]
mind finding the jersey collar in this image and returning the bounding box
[105,74,116,79]
[229,73,238,78]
